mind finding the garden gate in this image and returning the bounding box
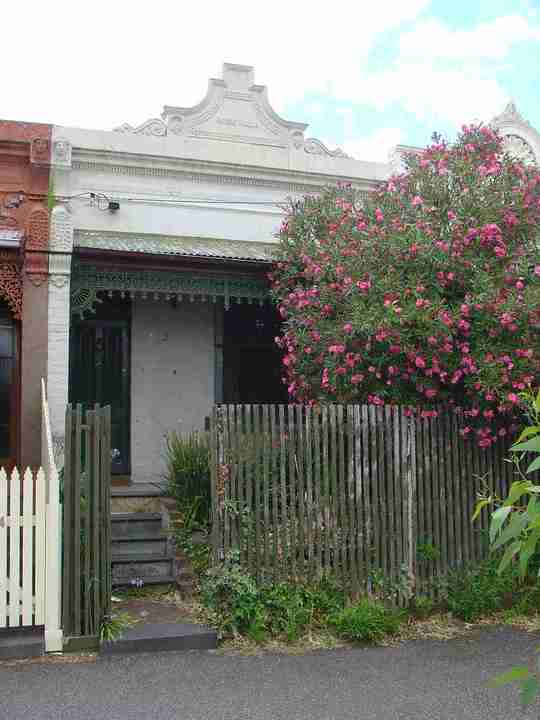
[62,403,112,646]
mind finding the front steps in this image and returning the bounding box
[101,622,217,655]
[111,513,176,587]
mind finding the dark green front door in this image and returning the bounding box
[69,297,131,475]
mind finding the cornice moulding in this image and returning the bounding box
[69,157,377,195]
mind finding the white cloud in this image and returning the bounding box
[352,63,509,125]
[0,0,430,129]
[343,127,404,161]
[399,15,540,61]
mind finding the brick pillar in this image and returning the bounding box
[20,208,50,469]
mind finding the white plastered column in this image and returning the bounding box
[47,204,73,466]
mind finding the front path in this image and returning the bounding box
[1,627,539,719]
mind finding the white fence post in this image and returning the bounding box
[42,379,63,652]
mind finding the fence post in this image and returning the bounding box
[45,464,63,652]
[403,411,417,599]
[210,406,221,564]
[42,380,63,652]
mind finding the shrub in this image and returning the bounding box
[258,583,312,641]
[270,125,540,447]
[330,599,403,643]
[444,559,516,621]
[202,562,266,640]
[201,560,347,642]
[164,431,211,525]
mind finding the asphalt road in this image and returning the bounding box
[1,627,539,720]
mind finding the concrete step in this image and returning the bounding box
[100,622,217,655]
[111,513,163,539]
[112,536,169,559]
[0,627,44,660]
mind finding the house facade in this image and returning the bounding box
[31,64,540,489]
[0,120,52,470]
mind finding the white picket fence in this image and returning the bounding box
[0,467,47,628]
[0,380,63,652]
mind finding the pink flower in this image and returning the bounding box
[412,195,423,206]
[356,279,372,293]
[351,374,364,385]
[507,393,520,404]
[375,208,384,223]
[415,356,426,369]
[343,322,353,334]
[425,388,438,399]
[447,210,457,221]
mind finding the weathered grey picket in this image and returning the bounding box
[62,404,112,646]
[210,404,517,595]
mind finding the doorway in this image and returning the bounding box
[69,295,131,476]
[223,303,286,403]
[0,302,19,471]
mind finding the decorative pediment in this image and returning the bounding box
[491,101,539,165]
[114,63,350,157]
[491,101,532,130]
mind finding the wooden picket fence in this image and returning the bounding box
[0,467,47,629]
[210,404,517,596]
[62,404,112,644]
[0,381,62,652]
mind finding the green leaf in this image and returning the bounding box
[498,540,521,574]
[472,498,491,522]
[489,666,530,687]
[520,676,540,706]
[526,456,540,474]
[503,481,533,507]
[493,511,529,552]
[511,437,540,453]
[516,426,540,443]
[489,506,512,543]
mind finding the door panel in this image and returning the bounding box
[69,300,131,475]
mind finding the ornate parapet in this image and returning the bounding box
[113,63,352,158]
[70,261,269,317]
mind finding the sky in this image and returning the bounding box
[2,0,539,162]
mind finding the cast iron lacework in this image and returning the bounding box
[70,263,269,317]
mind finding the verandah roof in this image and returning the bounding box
[75,231,277,263]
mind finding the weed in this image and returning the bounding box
[100,612,135,642]
[330,599,403,643]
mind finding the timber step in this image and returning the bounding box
[0,627,44,660]
[111,537,169,558]
[111,511,176,588]
[100,622,217,655]
[111,513,163,538]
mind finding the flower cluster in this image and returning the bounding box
[270,126,540,447]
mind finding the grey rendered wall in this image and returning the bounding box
[130,299,215,484]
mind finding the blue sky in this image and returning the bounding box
[1,0,538,162]
[284,0,540,159]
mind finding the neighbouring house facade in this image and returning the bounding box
[4,63,537,488]
[0,121,52,470]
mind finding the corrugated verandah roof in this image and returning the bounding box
[75,231,277,263]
